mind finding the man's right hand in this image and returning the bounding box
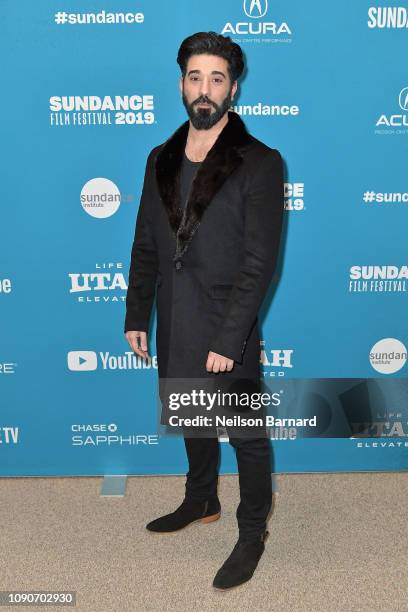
[125,331,149,359]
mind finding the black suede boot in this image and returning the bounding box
[146,496,221,533]
[212,530,269,590]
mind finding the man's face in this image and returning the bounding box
[180,53,237,130]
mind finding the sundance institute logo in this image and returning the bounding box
[369,338,407,374]
[80,178,133,218]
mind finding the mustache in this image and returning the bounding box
[193,96,216,107]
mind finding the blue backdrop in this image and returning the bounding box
[1,0,407,476]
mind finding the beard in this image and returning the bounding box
[182,88,233,130]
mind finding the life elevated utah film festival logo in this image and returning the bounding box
[68,262,127,303]
[221,0,292,43]
[260,340,294,377]
[49,94,155,127]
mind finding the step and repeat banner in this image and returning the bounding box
[1,1,407,476]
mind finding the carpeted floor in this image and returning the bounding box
[0,472,406,611]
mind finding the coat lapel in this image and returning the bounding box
[155,110,253,260]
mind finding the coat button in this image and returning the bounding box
[175,260,182,270]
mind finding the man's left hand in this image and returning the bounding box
[206,351,234,373]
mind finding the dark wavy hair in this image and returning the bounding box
[177,31,244,83]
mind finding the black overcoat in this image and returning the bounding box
[124,110,284,424]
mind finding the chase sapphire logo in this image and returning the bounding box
[244,0,268,19]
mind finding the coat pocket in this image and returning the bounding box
[210,283,233,300]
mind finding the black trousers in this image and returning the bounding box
[183,433,272,539]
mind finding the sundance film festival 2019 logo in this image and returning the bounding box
[285,182,305,211]
[367,6,408,29]
[375,87,408,135]
[49,94,155,127]
[348,265,408,293]
[68,262,127,303]
[221,0,292,43]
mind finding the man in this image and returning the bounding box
[124,31,284,590]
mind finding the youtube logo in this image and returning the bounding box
[67,351,97,371]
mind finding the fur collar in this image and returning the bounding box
[155,110,254,260]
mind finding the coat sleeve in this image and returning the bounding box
[208,148,284,363]
[124,149,159,333]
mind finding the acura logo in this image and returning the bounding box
[399,87,408,111]
[243,0,268,19]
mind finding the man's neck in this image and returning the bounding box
[185,112,229,162]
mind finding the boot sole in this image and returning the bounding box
[213,577,253,591]
[147,511,221,534]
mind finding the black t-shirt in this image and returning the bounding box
[180,151,202,209]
